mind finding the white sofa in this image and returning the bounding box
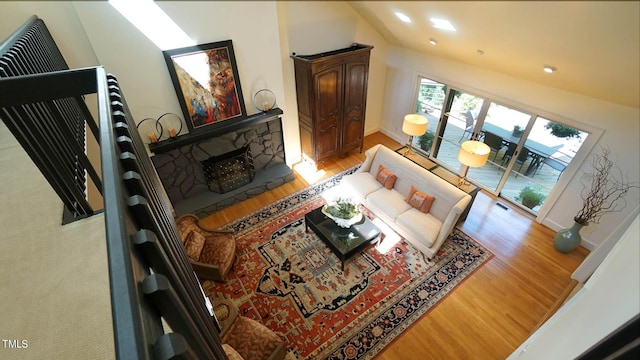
[340,144,471,258]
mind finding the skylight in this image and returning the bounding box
[395,12,412,23]
[108,0,194,50]
[430,18,456,32]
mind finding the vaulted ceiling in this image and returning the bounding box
[349,1,640,109]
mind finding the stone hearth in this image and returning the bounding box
[151,113,293,217]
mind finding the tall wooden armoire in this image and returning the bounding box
[291,43,373,165]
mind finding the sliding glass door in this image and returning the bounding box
[499,116,588,211]
[429,88,485,171]
[413,76,590,214]
[466,101,589,212]
[468,103,533,192]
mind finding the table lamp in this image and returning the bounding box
[457,140,490,188]
[402,114,428,156]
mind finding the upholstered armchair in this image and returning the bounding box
[213,297,286,360]
[175,214,237,282]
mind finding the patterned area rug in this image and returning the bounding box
[203,167,493,359]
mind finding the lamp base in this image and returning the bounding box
[457,176,465,188]
[404,135,415,156]
[458,176,473,189]
[458,166,471,188]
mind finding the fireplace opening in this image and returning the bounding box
[201,146,255,194]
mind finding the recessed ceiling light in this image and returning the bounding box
[395,12,411,23]
[430,18,456,31]
[543,65,557,73]
[429,38,437,45]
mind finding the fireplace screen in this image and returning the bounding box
[201,146,255,194]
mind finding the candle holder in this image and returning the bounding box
[253,89,276,112]
[156,113,183,141]
[136,117,162,145]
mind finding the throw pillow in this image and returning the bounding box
[376,164,397,189]
[183,230,205,261]
[405,185,436,214]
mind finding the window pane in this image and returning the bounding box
[413,78,446,154]
[501,117,589,211]
[469,102,532,191]
[434,89,485,171]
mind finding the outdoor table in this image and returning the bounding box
[482,122,563,176]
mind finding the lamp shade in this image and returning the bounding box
[458,140,490,168]
[402,114,428,136]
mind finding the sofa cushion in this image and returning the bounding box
[184,231,205,261]
[367,188,411,220]
[375,165,397,189]
[405,186,436,214]
[340,172,382,201]
[396,209,442,248]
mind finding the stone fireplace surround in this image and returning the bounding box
[150,109,294,218]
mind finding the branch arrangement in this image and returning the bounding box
[574,147,638,225]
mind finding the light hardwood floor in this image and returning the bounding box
[199,132,588,360]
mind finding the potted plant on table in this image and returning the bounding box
[322,198,362,228]
[554,147,638,253]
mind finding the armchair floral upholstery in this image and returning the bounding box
[176,214,237,282]
[213,297,286,360]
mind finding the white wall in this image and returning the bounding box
[69,1,389,166]
[508,215,640,359]
[280,1,389,138]
[71,1,298,162]
[382,46,640,249]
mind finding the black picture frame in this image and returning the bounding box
[163,40,246,133]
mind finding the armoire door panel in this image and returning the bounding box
[341,105,364,152]
[343,63,367,108]
[315,68,342,121]
[314,68,342,159]
[316,127,339,161]
[341,62,368,151]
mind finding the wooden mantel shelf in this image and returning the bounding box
[149,108,284,154]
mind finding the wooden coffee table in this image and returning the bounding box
[304,206,381,271]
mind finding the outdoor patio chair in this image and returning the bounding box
[459,110,475,141]
[534,156,567,180]
[502,142,531,175]
[482,131,506,161]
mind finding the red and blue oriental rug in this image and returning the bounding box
[203,167,493,359]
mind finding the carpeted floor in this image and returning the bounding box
[203,168,493,359]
